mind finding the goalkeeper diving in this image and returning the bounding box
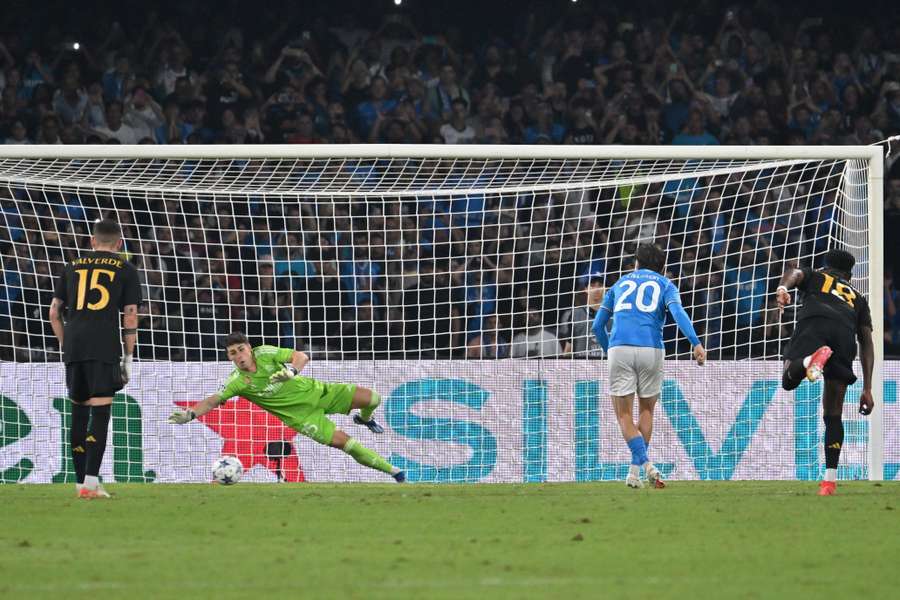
[168,331,404,482]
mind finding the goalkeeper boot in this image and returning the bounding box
[353,414,385,434]
[806,346,833,382]
[817,481,836,496]
[392,470,406,483]
[646,464,666,489]
[625,474,643,489]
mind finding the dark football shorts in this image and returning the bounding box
[65,360,124,403]
[784,317,858,385]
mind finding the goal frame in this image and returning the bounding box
[0,143,884,480]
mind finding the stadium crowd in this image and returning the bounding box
[1,0,899,359]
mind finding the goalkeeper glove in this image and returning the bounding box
[168,409,196,424]
[270,365,298,384]
[120,354,133,385]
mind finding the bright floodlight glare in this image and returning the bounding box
[394,0,402,5]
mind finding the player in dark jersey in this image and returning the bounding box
[775,249,875,496]
[48,219,141,499]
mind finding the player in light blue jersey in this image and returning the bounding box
[592,244,706,489]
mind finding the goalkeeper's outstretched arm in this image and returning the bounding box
[168,393,224,424]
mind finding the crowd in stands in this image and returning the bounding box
[1,0,899,358]
[2,3,899,148]
[0,165,864,362]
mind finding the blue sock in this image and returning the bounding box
[627,435,648,466]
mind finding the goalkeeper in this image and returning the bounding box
[168,331,405,482]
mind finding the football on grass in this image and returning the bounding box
[212,456,243,485]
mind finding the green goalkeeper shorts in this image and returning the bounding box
[291,383,356,445]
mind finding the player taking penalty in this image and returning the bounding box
[592,244,706,489]
[49,218,141,499]
[168,332,405,482]
[776,249,874,496]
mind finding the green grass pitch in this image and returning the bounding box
[2,482,899,599]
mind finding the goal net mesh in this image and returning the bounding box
[0,153,878,483]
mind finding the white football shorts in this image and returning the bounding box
[608,345,665,397]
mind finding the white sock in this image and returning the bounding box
[390,467,401,475]
[642,461,656,475]
[803,355,812,368]
[824,468,837,482]
[84,475,100,489]
[628,465,639,478]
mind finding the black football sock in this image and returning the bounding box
[85,405,112,478]
[823,414,844,470]
[781,359,806,391]
[71,403,90,484]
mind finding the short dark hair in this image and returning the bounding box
[824,249,855,275]
[93,218,121,244]
[580,272,604,290]
[635,243,666,274]
[222,331,249,348]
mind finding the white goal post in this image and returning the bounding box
[0,144,885,483]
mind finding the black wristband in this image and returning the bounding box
[123,328,137,336]
[188,410,196,421]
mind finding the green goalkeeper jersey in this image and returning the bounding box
[216,346,324,421]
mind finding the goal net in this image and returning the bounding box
[0,145,886,484]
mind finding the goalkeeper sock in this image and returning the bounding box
[626,435,648,466]
[823,414,843,475]
[71,403,90,484]
[343,437,397,475]
[85,405,112,478]
[359,391,381,422]
[781,359,806,391]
